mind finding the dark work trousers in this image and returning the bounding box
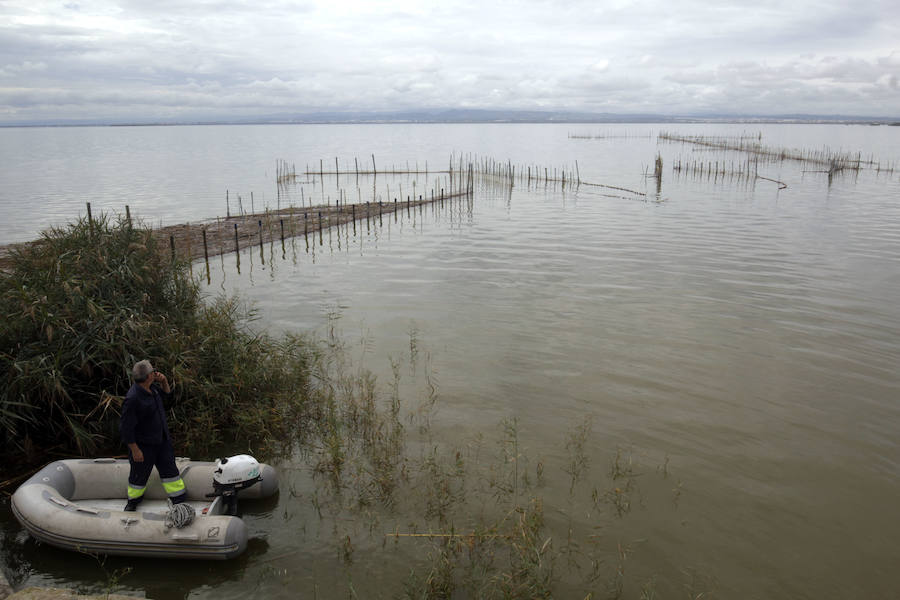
[127,442,187,503]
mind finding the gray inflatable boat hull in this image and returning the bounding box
[11,458,278,560]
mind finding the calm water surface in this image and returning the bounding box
[1,124,899,599]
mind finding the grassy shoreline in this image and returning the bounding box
[0,215,316,479]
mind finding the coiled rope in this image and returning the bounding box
[165,502,196,529]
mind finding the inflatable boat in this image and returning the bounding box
[11,456,278,560]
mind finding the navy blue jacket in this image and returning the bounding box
[120,383,173,446]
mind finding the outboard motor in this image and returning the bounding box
[208,454,262,515]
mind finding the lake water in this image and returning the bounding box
[1,123,899,599]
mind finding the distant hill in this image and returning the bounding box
[2,108,898,127]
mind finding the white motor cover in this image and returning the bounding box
[214,454,261,485]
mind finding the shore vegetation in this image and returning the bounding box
[0,215,312,477]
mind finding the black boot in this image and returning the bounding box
[124,498,142,512]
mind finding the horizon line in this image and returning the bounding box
[2,109,900,128]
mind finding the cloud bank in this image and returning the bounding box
[1,0,898,123]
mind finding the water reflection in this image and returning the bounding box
[205,173,478,286]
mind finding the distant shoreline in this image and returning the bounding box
[2,114,899,129]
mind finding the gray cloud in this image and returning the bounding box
[0,0,898,122]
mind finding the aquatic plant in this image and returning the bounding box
[293,338,699,600]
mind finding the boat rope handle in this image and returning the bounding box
[165,502,196,529]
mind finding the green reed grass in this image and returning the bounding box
[0,214,314,474]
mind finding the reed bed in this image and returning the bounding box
[263,322,702,600]
[452,152,650,199]
[292,153,581,191]
[0,215,318,478]
[4,139,787,276]
[276,152,651,209]
[155,190,469,267]
[273,155,473,214]
[464,152,579,188]
[671,156,788,189]
[659,131,895,175]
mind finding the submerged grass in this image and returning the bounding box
[281,330,711,599]
[1,213,712,597]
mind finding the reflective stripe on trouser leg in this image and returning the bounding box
[127,484,146,499]
[161,476,186,497]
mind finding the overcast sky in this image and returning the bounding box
[1,0,898,123]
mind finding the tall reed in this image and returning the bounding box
[0,214,314,475]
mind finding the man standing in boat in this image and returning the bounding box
[120,360,188,511]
